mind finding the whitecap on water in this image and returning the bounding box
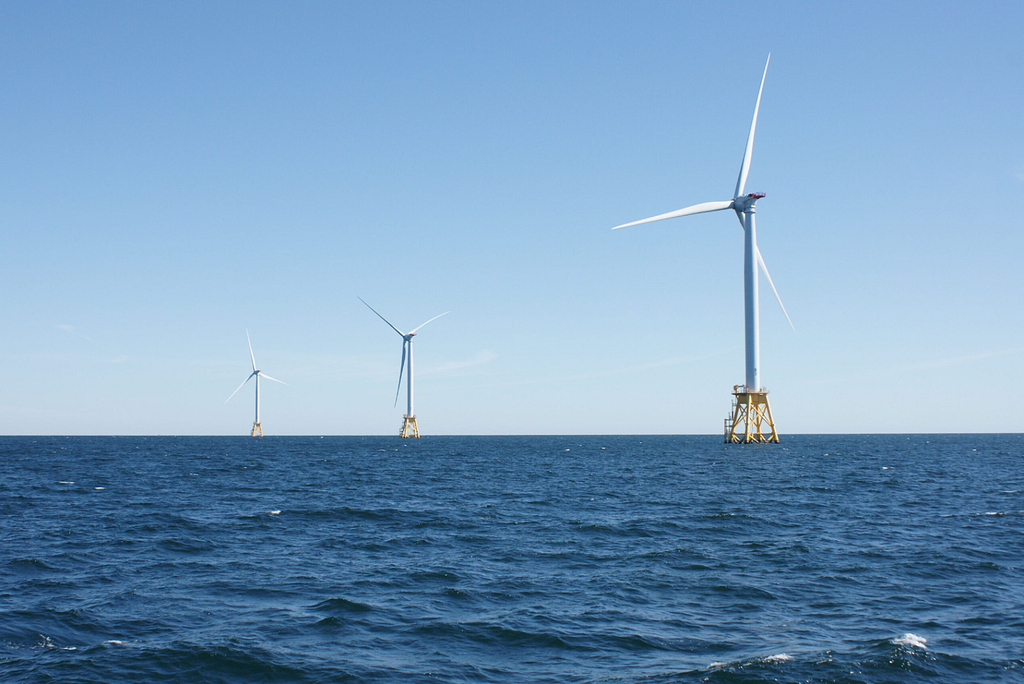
[39,635,75,650]
[892,633,927,649]
[709,653,790,669]
[269,510,281,515]
[94,487,105,490]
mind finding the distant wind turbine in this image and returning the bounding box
[613,54,791,443]
[359,297,448,438]
[225,330,287,437]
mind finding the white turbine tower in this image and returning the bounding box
[225,330,287,437]
[613,55,791,443]
[360,297,448,438]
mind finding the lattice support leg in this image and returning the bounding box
[251,422,263,437]
[725,388,779,443]
[399,415,420,438]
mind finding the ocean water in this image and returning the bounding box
[2,434,1023,683]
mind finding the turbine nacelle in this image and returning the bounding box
[733,192,766,213]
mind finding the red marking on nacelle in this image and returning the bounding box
[747,192,766,199]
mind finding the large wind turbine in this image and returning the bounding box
[359,297,448,438]
[613,55,790,443]
[225,330,287,437]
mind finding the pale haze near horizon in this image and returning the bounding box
[1,1,1022,435]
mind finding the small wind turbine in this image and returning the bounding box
[359,297,448,438]
[225,330,287,437]
[613,54,791,443]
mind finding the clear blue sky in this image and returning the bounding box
[2,1,1022,435]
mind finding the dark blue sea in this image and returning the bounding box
[2,435,1023,683]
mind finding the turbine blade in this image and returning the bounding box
[734,54,770,199]
[612,200,735,230]
[756,246,794,331]
[225,372,256,403]
[409,310,449,334]
[358,297,405,337]
[259,373,288,385]
[246,329,256,372]
[394,341,407,408]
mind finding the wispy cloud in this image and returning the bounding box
[901,349,1018,372]
[55,324,92,341]
[422,350,498,375]
[462,350,728,388]
[811,347,1020,386]
[282,350,498,383]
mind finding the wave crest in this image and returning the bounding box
[891,633,928,649]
